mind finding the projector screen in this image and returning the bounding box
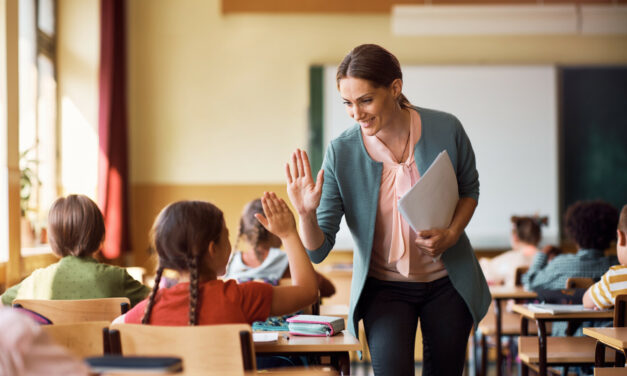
[321,65,559,250]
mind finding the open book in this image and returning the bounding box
[526,303,603,314]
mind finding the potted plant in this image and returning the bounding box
[19,147,39,247]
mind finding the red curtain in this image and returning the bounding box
[98,0,129,260]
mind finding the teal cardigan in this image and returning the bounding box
[308,107,491,338]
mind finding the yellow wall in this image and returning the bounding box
[54,0,627,266]
[127,0,627,185]
[124,0,627,265]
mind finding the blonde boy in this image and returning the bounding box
[583,204,627,309]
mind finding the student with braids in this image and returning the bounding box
[117,192,319,325]
[225,198,336,298]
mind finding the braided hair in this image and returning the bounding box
[236,199,274,262]
[141,201,224,326]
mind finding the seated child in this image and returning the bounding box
[1,194,150,307]
[117,192,319,325]
[480,215,547,286]
[584,204,627,310]
[523,200,619,337]
[224,198,335,298]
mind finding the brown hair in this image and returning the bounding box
[142,200,224,326]
[236,199,275,260]
[47,194,105,258]
[336,44,411,109]
[510,215,548,246]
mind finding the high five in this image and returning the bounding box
[285,44,490,376]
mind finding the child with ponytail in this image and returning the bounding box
[118,192,319,325]
[224,198,335,298]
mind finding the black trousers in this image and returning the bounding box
[361,276,473,376]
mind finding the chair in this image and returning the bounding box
[12,297,130,323]
[514,266,529,287]
[109,323,255,375]
[517,277,613,376]
[565,277,595,289]
[593,294,627,369]
[474,265,535,376]
[278,278,320,315]
[41,321,111,358]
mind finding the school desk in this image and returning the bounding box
[254,330,361,376]
[479,286,537,376]
[583,327,627,368]
[513,303,614,376]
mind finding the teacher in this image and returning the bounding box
[285,44,490,375]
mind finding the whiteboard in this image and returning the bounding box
[322,65,559,250]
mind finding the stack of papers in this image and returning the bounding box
[398,150,459,233]
[526,303,600,314]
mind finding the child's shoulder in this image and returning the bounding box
[609,265,627,273]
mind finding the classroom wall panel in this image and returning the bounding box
[130,183,288,267]
[126,0,627,186]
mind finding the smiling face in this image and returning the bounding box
[338,76,401,137]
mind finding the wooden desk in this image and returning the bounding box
[480,286,537,376]
[254,331,361,376]
[513,304,614,376]
[583,327,627,368]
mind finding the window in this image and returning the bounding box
[19,0,57,253]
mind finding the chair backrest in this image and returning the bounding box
[13,298,130,323]
[514,266,529,287]
[565,277,595,289]
[41,321,111,358]
[109,323,255,375]
[278,278,319,314]
[614,294,627,327]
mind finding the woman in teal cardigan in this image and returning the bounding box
[286,44,490,375]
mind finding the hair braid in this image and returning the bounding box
[141,265,164,325]
[188,254,200,326]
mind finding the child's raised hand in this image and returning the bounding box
[255,192,297,239]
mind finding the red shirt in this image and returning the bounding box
[124,279,272,325]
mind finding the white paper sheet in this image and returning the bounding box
[253,332,279,343]
[398,150,459,235]
[526,303,602,314]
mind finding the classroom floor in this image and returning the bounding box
[349,362,500,376]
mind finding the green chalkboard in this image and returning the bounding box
[560,67,627,219]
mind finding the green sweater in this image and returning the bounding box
[309,107,491,338]
[1,255,150,307]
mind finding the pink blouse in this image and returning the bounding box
[363,109,448,282]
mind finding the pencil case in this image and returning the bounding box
[286,314,345,337]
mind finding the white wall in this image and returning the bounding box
[324,65,558,248]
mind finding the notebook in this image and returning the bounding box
[526,303,602,314]
[286,314,345,337]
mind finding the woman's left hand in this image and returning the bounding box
[414,228,460,259]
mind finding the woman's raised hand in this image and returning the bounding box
[255,192,296,240]
[285,149,324,216]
